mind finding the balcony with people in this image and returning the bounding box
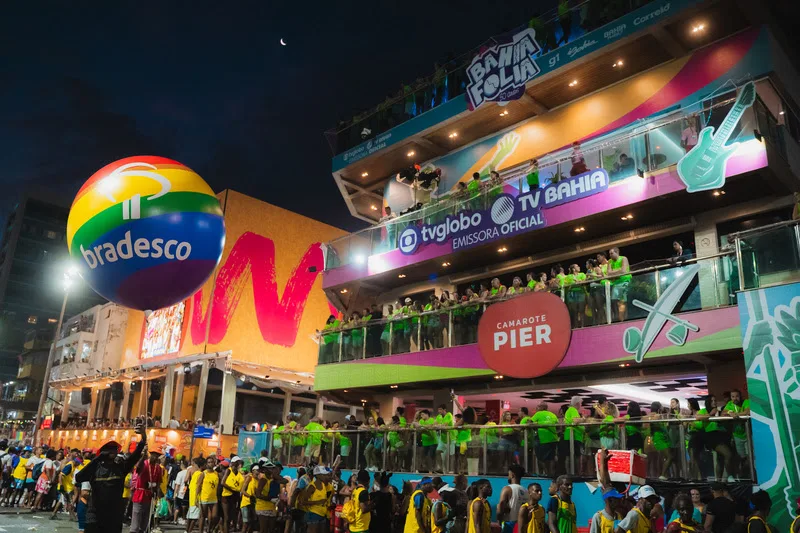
[323,80,797,300]
[317,220,800,370]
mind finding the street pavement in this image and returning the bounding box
[0,513,78,532]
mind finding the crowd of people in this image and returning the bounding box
[235,390,752,485]
[2,436,784,533]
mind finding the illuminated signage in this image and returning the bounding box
[397,169,608,255]
[141,301,186,359]
[477,292,572,378]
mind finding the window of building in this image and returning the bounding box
[27,316,37,325]
[48,318,57,324]
[46,230,57,240]
[80,341,92,362]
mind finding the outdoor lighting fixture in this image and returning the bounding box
[370,205,378,211]
[398,274,406,278]
[779,110,785,116]
[407,150,415,157]
[390,385,398,389]
[618,363,631,367]
[713,190,726,197]
[568,80,578,87]
[497,246,508,253]
[353,254,366,264]
[574,227,585,233]
[183,364,191,374]
[499,110,509,117]
[361,171,369,177]
[340,288,348,294]
[494,375,504,380]
[449,132,458,138]
[691,23,706,33]
[343,389,349,392]
[360,398,367,403]
[621,214,634,221]
[442,262,451,267]
[612,60,624,67]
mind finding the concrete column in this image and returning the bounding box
[194,361,210,422]
[349,406,358,416]
[87,388,98,421]
[60,391,72,426]
[377,395,404,420]
[161,366,176,423]
[173,370,185,421]
[282,392,292,422]
[315,397,324,419]
[220,372,237,435]
[119,382,131,420]
[694,219,722,308]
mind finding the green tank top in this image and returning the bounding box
[609,257,632,283]
[555,496,577,533]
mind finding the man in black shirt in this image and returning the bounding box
[704,482,737,533]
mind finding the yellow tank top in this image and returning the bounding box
[222,470,244,497]
[241,477,256,508]
[597,510,622,533]
[121,473,131,499]
[530,504,546,533]
[791,516,799,533]
[255,478,277,512]
[432,500,451,533]
[671,518,698,533]
[468,497,491,533]
[305,480,331,517]
[12,457,28,480]
[404,490,431,533]
[350,486,371,532]
[189,470,201,507]
[629,509,651,533]
[199,470,219,503]
[61,463,75,493]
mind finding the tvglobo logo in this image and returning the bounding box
[80,230,192,270]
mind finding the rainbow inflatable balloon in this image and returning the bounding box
[67,156,226,311]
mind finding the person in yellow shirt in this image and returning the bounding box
[196,456,220,533]
[220,456,244,533]
[613,485,659,533]
[468,479,493,533]
[518,483,545,533]
[10,447,31,507]
[405,477,435,533]
[239,465,259,533]
[185,457,204,531]
[299,466,334,533]
[255,460,287,533]
[50,449,80,521]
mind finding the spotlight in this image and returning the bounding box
[340,288,348,294]
[361,171,369,177]
[370,205,378,211]
[568,80,578,87]
[183,364,191,374]
[398,274,406,278]
[448,132,458,138]
[407,150,415,157]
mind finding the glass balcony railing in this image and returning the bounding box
[261,416,755,481]
[325,87,770,270]
[319,222,800,364]
[327,0,663,156]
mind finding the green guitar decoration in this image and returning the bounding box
[677,81,756,192]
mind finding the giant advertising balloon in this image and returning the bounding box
[67,156,226,311]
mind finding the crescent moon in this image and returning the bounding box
[280,38,287,46]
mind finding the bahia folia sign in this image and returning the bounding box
[466,28,542,111]
[478,292,572,378]
[397,168,609,255]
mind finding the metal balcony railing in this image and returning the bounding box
[258,415,755,481]
[325,87,771,270]
[319,222,800,364]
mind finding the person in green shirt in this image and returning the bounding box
[607,247,632,321]
[435,405,454,473]
[702,395,735,482]
[488,170,503,203]
[417,410,437,473]
[563,264,587,328]
[380,304,394,355]
[646,402,673,480]
[507,276,524,296]
[303,418,325,463]
[560,396,585,476]
[525,159,539,192]
[468,172,483,211]
[685,399,705,480]
[320,315,341,364]
[723,389,752,476]
[532,402,559,477]
[490,278,507,299]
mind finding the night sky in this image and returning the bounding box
[1,1,543,231]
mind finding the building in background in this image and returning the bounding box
[46,190,354,435]
[0,192,106,382]
[319,1,800,530]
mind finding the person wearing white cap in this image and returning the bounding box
[614,485,659,533]
[220,456,244,533]
[299,466,333,533]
